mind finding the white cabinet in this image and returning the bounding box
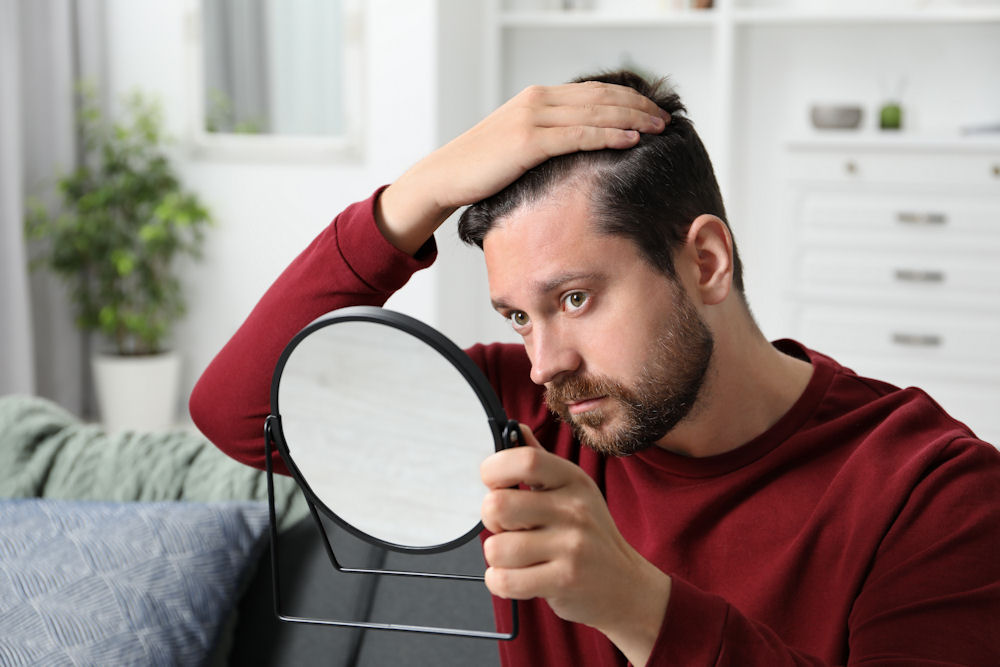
[784,140,1000,444]
[485,0,1000,196]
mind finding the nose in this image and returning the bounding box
[527,325,581,386]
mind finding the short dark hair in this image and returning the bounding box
[457,69,743,295]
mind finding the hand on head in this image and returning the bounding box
[377,81,670,255]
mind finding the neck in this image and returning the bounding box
[655,312,813,458]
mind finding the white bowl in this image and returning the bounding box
[810,105,863,130]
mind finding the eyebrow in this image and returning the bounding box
[491,270,607,312]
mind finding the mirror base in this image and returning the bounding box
[264,417,518,640]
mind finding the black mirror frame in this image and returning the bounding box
[264,305,519,640]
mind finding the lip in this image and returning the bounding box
[567,396,606,415]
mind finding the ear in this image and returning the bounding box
[683,214,734,306]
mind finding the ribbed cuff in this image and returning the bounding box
[333,186,437,293]
[645,576,729,665]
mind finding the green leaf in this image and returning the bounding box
[25,83,213,355]
[98,305,117,330]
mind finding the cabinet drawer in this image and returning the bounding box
[798,192,1000,247]
[795,250,1000,305]
[788,149,1000,188]
[792,306,1000,366]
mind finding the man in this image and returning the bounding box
[191,70,1000,665]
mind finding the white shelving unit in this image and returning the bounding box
[485,1,1000,193]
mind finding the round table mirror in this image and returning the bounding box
[270,306,516,552]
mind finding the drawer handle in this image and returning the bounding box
[891,332,943,348]
[894,268,945,284]
[897,212,948,226]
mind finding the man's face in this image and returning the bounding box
[483,185,713,456]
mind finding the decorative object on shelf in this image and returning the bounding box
[879,101,903,130]
[810,104,863,130]
[24,83,213,433]
[660,0,713,8]
[879,75,907,131]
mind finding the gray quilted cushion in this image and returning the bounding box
[0,498,269,666]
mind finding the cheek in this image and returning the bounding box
[592,297,673,380]
[580,315,647,380]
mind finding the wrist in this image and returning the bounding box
[601,565,672,667]
[376,171,455,256]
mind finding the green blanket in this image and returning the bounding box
[0,394,307,528]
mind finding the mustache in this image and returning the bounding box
[544,374,629,410]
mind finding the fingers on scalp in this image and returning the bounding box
[603,85,670,124]
[543,126,639,154]
[577,103,654,129]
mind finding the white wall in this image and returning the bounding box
[101,0,450,415]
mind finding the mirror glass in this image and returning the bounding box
[276,319,497,550]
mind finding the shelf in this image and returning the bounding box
[498,6,1000,27]
[786,133,1000,153]
[734,7,1000,25]
[498,9,716,28]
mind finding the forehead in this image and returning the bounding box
[482,186,646,304]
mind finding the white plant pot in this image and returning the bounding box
[92,350,182,433]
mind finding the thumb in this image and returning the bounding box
[518,423,543,449]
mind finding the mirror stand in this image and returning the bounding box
[264,416,519,640]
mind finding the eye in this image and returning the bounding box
[508,310,530,331]
[562,291,589,312]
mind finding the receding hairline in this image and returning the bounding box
[479,162,610,244]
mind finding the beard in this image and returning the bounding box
[543,283,714,457]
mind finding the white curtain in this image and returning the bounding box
[1,0,105,416]
[202,0,271,131]
[0,0,35,396]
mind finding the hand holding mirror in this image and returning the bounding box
[264,306,520,639]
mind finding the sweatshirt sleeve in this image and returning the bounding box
[646,577,827,666]
[188,188,436,473]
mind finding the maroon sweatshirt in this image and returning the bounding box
[190,190,1000,666]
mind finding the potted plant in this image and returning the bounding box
[25,84,212,432]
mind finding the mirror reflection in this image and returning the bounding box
[200,0,347,136]
[276,320,496,549]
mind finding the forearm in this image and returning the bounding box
[189,188,435,471]
[599,567,671,667]
[375,168,456,256]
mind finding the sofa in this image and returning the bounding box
[0,395,499,666]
